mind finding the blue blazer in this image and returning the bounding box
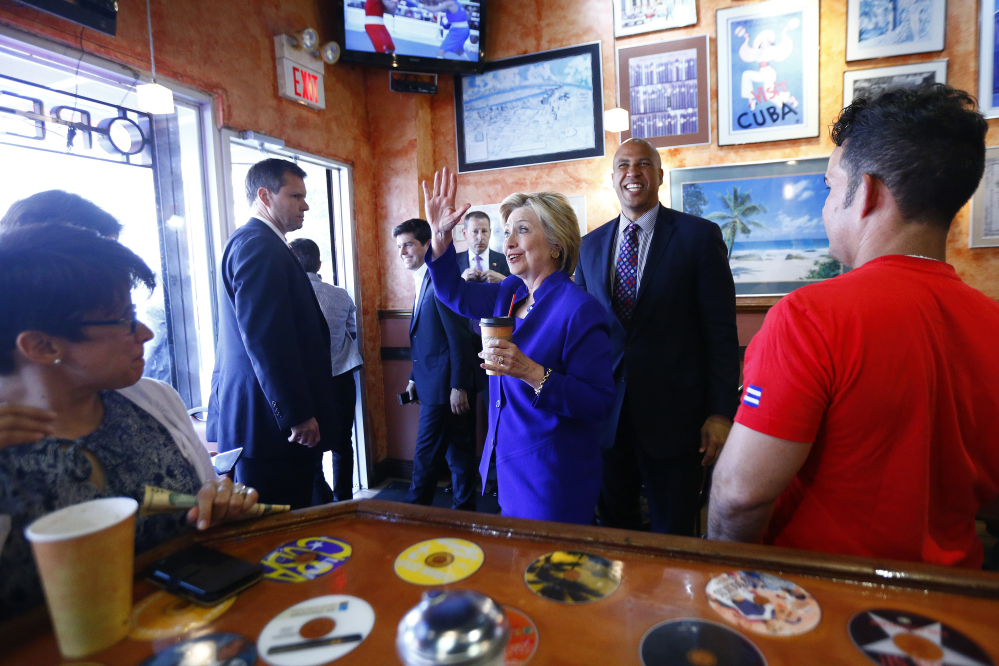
[210,219,339,458]
[427,245,616,522]
[456,248,510,392]
[409,270,476,405]
[575,205,740,457]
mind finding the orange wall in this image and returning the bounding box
[372,0,999,312]
[0,0,391,461]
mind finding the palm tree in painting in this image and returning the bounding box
[706,187,769,259]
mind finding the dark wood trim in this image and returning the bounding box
[380,347,411,361]
[736,296,781,313]
[374,457,414,483]
[379,309,412,319]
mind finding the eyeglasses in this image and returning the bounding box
[77,306,139,335]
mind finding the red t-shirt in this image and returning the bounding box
[736,255,999,568]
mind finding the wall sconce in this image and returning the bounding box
[137,0,174,115]
[604,107,630,133]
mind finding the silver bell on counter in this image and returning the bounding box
[397,589,510,666]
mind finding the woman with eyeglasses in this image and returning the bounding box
[0,223,259,623]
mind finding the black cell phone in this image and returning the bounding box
[398,391,416,405]
[145,544,263,607]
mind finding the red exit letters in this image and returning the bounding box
[293,67,319,104]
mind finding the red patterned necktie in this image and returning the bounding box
[612,222,640,326]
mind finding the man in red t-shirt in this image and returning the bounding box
[708,85,999,568]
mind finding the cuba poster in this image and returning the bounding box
[717,0,819,146]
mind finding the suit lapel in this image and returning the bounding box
[633,206,676,311]
[410,272,431,335]
[592,220,618,305]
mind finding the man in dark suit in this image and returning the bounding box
[210,158,349,509]
[395,218,477,510]
[575,138,740,536]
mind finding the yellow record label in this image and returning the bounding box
[524,551,621,604]
[129,590,236,640]
[394,538,484,586]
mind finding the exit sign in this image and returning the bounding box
[274,35,326,110]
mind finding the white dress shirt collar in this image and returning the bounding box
[468,248,488,270]
[253,216,288,243]
[412,262,429,309]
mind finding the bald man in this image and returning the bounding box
[575,138,740,536]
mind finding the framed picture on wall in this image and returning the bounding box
[978,0,999,119]
[668,156,844,298]
[843,60,947,106]
[716,0,819,146]
[613,0,697,38]
[454,42,604,173]
[846,0,946,61]
[969,147,999,248]
[616,35,711,149]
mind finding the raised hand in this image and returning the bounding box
[422,166,471,259]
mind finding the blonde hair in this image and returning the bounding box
[499,192,580,275]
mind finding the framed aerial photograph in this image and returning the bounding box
[716,0,819,146]
[846,0,946,62]
[454,42,604,173]
[978,0,999,119]
[969,147,999,248]
[843,60,947,106]
[617,35,711,149]
[613,0,697,38]
[668,156,844,298]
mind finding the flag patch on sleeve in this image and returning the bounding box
[743,385,762,408]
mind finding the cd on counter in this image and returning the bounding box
[260,536,352,583]
[502,606,539,666]
[129,590,236,640]
[706,571,821,636]
[139,632,257,666]
[524,550,621,604]
[848,609,994,666]
[640,618,767,666]
[257,594,375,666]
[394,537,484,586]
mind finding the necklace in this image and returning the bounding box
[904,254,943,262]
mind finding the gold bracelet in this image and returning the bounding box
[534,368,552,396]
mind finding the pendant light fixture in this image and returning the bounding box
[136,0,175,115]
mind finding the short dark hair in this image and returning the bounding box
[245,158,307,206]
[831,84,987,229]
[391,218,431,244]
[289,238,321,273]
[0,190,123,238]
[464,210,490,227]
[0,224,156,375]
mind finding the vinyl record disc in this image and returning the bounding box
[260,536,352,583]
[640,618,767,666]
[129,590,236,640]
[257,595,375,666]
[706,571,820,636]
[848,609,994,666]
[502,606,539,666]
[524,550,621,604]
[394,537,484,585]
[139,632,256,666]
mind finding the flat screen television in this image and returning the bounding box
[20,0,117,36]
[333,0,485,74]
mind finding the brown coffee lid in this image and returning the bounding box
[481,317,515,327]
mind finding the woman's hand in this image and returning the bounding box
[422,167,471,260]
[0,403,56,449]
[480,338,546,389]
[186,477,259,530]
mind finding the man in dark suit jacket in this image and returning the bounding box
[210,158,349,509]
[575,139,740,536]
[455,210,509,395]
[395,218,477,510]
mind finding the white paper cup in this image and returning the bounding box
[25,497,138,658]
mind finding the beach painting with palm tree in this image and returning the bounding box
[675,157,843,295]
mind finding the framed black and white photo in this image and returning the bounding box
[970,147,999,248]
[668,157,843,298]
[843,60,947,106]
[846,0,946,62]
[617,35,711,149]
[613,0,697,38]
[716,0,820,146]
[454,43,604,173]
[978,0,999,119]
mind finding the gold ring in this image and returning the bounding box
[498,356,504,365]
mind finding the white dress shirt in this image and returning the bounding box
[412,262,429,313]
[255,216,288,244]
[609,203,660,291]
[468,248,488,273]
